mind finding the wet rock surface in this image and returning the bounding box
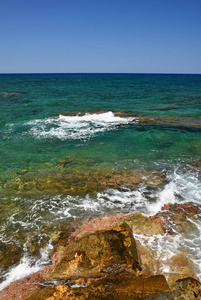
[155,202,201,234]
[149,277,201,300]
[1,202,201,299]
[0,243,23,272]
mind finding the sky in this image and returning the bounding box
[0,0,201,73]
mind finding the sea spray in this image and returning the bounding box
[25,111,136,141]
[0,238,53,291]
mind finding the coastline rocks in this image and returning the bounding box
[45,223,141,283]
[25,224,171,300]
[68,211,166,241]
[1,203,201,299]
[164,254,197,288]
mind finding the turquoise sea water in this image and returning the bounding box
[0,73,201,288]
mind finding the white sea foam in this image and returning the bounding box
[25,111,136,140]
[1,167,199,242]
[0,239,53,291]
[182,217,201,279]
[134,233,184,274]
[170,166,201,204]
[145,181,180,215]
[134,216,201,281]
[97,187,148,213]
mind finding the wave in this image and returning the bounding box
[25,111,137,140]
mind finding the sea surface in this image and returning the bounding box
[0,73,201,289]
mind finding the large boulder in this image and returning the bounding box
[25,222,170,300]
[45,223,141,283]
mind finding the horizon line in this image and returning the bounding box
[0,72,201,75]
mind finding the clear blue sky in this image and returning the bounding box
[0,0,201,73]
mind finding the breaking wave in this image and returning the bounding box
[25,111,137,140]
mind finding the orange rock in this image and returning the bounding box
[45,223,141,282]
[29,274,169,300]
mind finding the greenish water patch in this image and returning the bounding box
[0,74,201,285]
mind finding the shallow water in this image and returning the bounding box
[0,73,201,289]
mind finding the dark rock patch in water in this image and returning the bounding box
[0,90,29,103]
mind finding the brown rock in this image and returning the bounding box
[69,212,166,243]
[154,202,201,234]
[2,204,201,300]
[45,223,141,283]
[0,268,48,300]
[148,277,201,300]
[121,213,165,235]
[26,274,170,300]
[173,277,201,299]
[136,241,161,275]
[165,254,197,288]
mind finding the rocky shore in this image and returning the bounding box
[1,201,201,300]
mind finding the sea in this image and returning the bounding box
[0,73,201,289]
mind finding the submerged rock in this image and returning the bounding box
[2,166,166,197]
[138,114,201,130]
[50,109,110,116]
[0,243,23,272]
[0,90,29,103]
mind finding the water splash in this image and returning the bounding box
[0,239,53,291]
[25,111,137,140]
